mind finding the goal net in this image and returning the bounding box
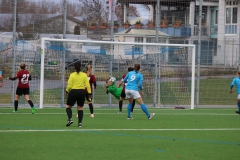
[39,38,195,109]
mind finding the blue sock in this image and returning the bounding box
[127,103,132,118]
[237,102,240,111]
[140,104,150,118]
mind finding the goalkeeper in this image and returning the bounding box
[106,77,136,113]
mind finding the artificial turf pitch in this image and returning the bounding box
[0,108,239,160]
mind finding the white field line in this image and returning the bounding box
[0,128,240,133]
[0,113,238,116]
[0,108,236,111]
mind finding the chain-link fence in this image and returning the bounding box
[0,0,239,108]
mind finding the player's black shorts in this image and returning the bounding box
[121,90,126,98]
[16,88,30,96]
[66,89,85,106]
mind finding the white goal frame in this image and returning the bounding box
[40,38,196,109]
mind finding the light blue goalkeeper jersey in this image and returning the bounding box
[230,77,240,94]
[123,70,143,91]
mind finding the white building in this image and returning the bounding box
[113,29,170,59]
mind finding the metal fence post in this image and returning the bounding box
[61,0,67,107]
[196,0,203,107]
[11,0,17,105]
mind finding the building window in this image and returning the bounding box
[210,7,218,25]
[225,0,238,34]
[226,8,231,23]
[134,37,143,43]
[232,8,238,23]
[194,6,208,25]
[146,38,155,43]
[146,38,166,43]
[226,0,238,24]
[215,10,218,24]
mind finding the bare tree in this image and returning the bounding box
[0,0,87,35]
[67,3,83,17]
[0,0,13,13]
[115,4,139,24]
[80,0,108,26]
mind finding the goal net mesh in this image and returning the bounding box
[38,39,195,108]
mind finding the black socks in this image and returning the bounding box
[89,103,93,114]
[119,100,123,112]
[27,100,34,108]
[132,99,135,112]
[66,108,72,120]
[78,110,83,124]
[14,100,18,111]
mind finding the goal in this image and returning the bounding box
[39,38,196,109]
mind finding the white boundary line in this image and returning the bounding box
[0,128,240,133]
[0,113,237,116]
[0,108,237,110]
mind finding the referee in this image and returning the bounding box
[65,62,91,127]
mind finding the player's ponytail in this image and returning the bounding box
[74,62,81,73]
[86,65,92,76]
[128,67,134,72]
[134,64,140,72]
[20,63,26,69]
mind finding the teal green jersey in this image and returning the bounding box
[107,83,122,100]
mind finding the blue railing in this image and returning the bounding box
[210,25,218,38]
[158,26,191,37]
[117,26,191,37]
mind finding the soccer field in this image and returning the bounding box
[0,108,239,160]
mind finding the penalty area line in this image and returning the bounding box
[0,128,240,133]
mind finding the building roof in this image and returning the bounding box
[128,17,148,25]
[115,29,170,37]
[117,0,195,4]
[41,14,82,24]
[0,26,8,32]
[74,16,84,21]
[0,32,90,40]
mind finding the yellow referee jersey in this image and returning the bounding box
[66,72,91,94]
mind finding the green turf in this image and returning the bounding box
[0,108,239,160]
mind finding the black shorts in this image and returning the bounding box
[66,89,85,107]
[121,90,126,99]
[16,88,29,96]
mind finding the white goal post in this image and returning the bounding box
[40,38,195,109]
